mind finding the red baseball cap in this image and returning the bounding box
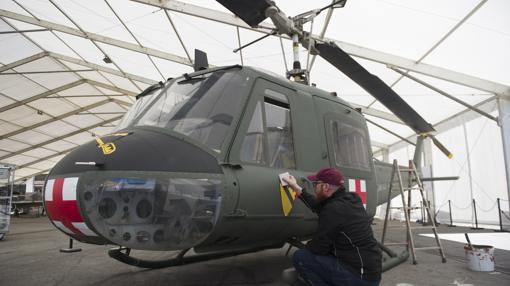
[307,167,344,186]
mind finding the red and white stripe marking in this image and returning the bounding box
[45,177,97,237]
[349,178,366,208]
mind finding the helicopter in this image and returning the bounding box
[43,0,452,271]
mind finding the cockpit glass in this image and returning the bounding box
[114,86,160,131]
[118,70,247,153]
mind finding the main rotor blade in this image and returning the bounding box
[315,42,434,134]
[430,135,453,159]
[216,0,272,27]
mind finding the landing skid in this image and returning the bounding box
[285,239,409,271]
[108,246,270,269]
[379,242,409,272]
[109,240,408,272]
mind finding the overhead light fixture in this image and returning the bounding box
[37,110,43,115]
[103,55,112,64]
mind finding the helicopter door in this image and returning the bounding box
[227,78,300,246]
[312,96,377,212]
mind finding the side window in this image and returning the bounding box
[265,97,296,169]
[239,87,297,169]
[330,120,370,170]
[240,102,265,163]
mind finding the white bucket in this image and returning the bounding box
[464,244,495,271]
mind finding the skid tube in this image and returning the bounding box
[379,242,409,272]
[108,245,277,269]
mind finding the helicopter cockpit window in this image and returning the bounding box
[240,101,265,164]
[264,96,296,169]
[115,86,160,131]
[240,89,296,169]
[330,120,370,170]
[264,89,288,103]
[131,71,246,153]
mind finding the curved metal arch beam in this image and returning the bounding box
[17,147,76,170]
[386,96,499,153]
[8,115,124,182]
[0,79,86,113]
[0,99,115,140]
[0,9,191,66]
[0,115,123,161]
[0,9,408,127]
[130,0,510,96]
[48,52,158,85]
[0,79,135,114]
[2,5,508,95]
[0,51,48,73]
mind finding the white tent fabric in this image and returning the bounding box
[1,0,509,225]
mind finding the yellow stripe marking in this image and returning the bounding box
[95,137,116,155]
[280,183,297,216]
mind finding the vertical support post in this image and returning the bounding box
[448,200,455,227]
[236,27,244,66]
[471,199,483,230]
[497,198,503,232]
[422,137,436,224]
[0,165,15,240]
[498,96,510,212]
[428,200,433,224]
[60,238,82,253]
[377,147,390,219]
[381,160,398,245]
[382,148,389,163]
[413,135,424,169]
[462,122,475,226]
[420,201,424,223]
[407,160,413,225]
[494,198,509,232]
[292,34,300,70]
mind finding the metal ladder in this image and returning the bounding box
[381,159,447,264]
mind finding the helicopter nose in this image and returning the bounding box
[80,174,222,250]
[44,128,224,249]
[44,176,108,244]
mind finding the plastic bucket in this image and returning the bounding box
[464,244,495,271]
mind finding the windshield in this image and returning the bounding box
[115,85,161,131]
[116,70,248,153]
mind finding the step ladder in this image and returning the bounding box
[381,159,447,264]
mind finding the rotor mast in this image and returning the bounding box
[264,1,346,84]
[264,3,310,84]
[217,0,452,158]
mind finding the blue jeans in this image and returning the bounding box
[293,249,379,286]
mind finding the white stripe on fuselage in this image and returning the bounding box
[44,179,55,201]
[62,177,79,201]
[72,222,97,236]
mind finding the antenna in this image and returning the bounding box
[194,49,209,71]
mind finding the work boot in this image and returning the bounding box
[281,268,309,285]
[282,267,298,284]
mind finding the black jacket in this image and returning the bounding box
[299,187,382,281]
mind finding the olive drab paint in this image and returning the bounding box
[43,65,397,257]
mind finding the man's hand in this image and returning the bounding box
[283,175,302,196]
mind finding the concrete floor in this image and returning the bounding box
[1,215,509,286]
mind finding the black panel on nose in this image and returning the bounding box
[50,128,222,175]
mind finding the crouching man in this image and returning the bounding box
[284,167,381,286]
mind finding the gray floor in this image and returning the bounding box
[1,215,509,286]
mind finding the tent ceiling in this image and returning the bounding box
[0,0,509,181]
